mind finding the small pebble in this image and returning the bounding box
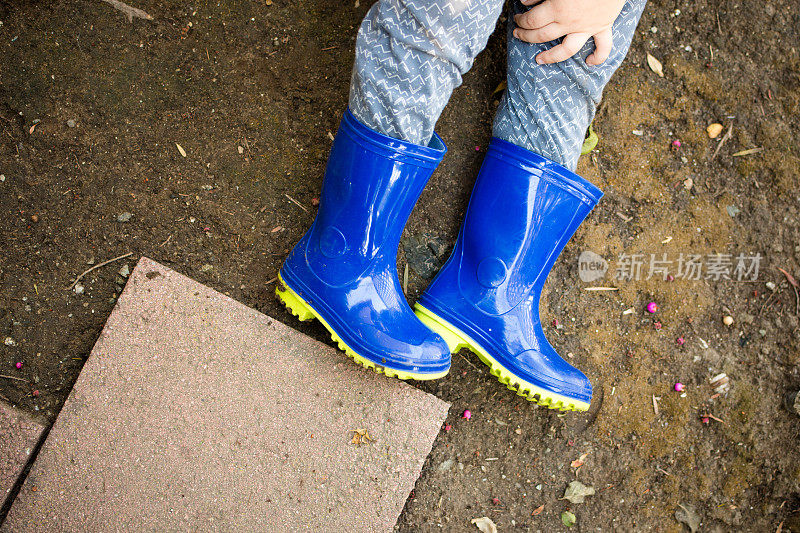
[706,123,723,138]
[722,315,734,326]
[30,214,39,223]
[4,337,15,346]
[116,212,133,223]
[646,302,659,313]
[15,362,23,369]
[674,382,685,392]
[462,409,472,420]
[66,119,76,128]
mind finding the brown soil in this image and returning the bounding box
[1,0,799,530]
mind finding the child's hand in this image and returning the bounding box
[513,0,627,66]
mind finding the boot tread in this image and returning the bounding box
[415,304,590,412]
[277,275,448,381]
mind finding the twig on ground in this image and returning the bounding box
[777,267,800,314]
[99,0,153,22]
[0,374,29,383]
[732,147,764,157]
[458,352,478,371]
[67,252,133,290]
[711,123,733,160]
[72,153,86,176]
[285,193,309,213]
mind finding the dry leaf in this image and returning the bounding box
[349,428,373,447]
[562,480,595,504]
[646,53,664,77]
[675,503,701,533]
[531,504,545,516]
[29,123,37,134]
[707,123,723,138]
[570,452,589,469]
[175,143,187,157]
[471,517,497,533]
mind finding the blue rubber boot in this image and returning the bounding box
[277,109,451,380]
[414,138,602,409]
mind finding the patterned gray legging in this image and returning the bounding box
[349,0,647,171]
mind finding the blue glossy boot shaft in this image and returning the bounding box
[280,109,450,376]
[418,137,602,403]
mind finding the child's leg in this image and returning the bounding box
[493,0,647,171]
[349,0,505,145]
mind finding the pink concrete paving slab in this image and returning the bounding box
[3,257,449,532]
[0,402,45,510]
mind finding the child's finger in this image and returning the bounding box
[514,1,556,29]
[586,28,612,65]
[513,22,566,44]
[535,32,590,64]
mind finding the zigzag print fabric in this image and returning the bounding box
[494,0,647,170]
[349,0,504,144]
[349,0,647,170]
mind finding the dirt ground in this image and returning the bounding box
[1,0,799,530]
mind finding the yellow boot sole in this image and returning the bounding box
[276,274,448,381]
[414,303,590,412]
